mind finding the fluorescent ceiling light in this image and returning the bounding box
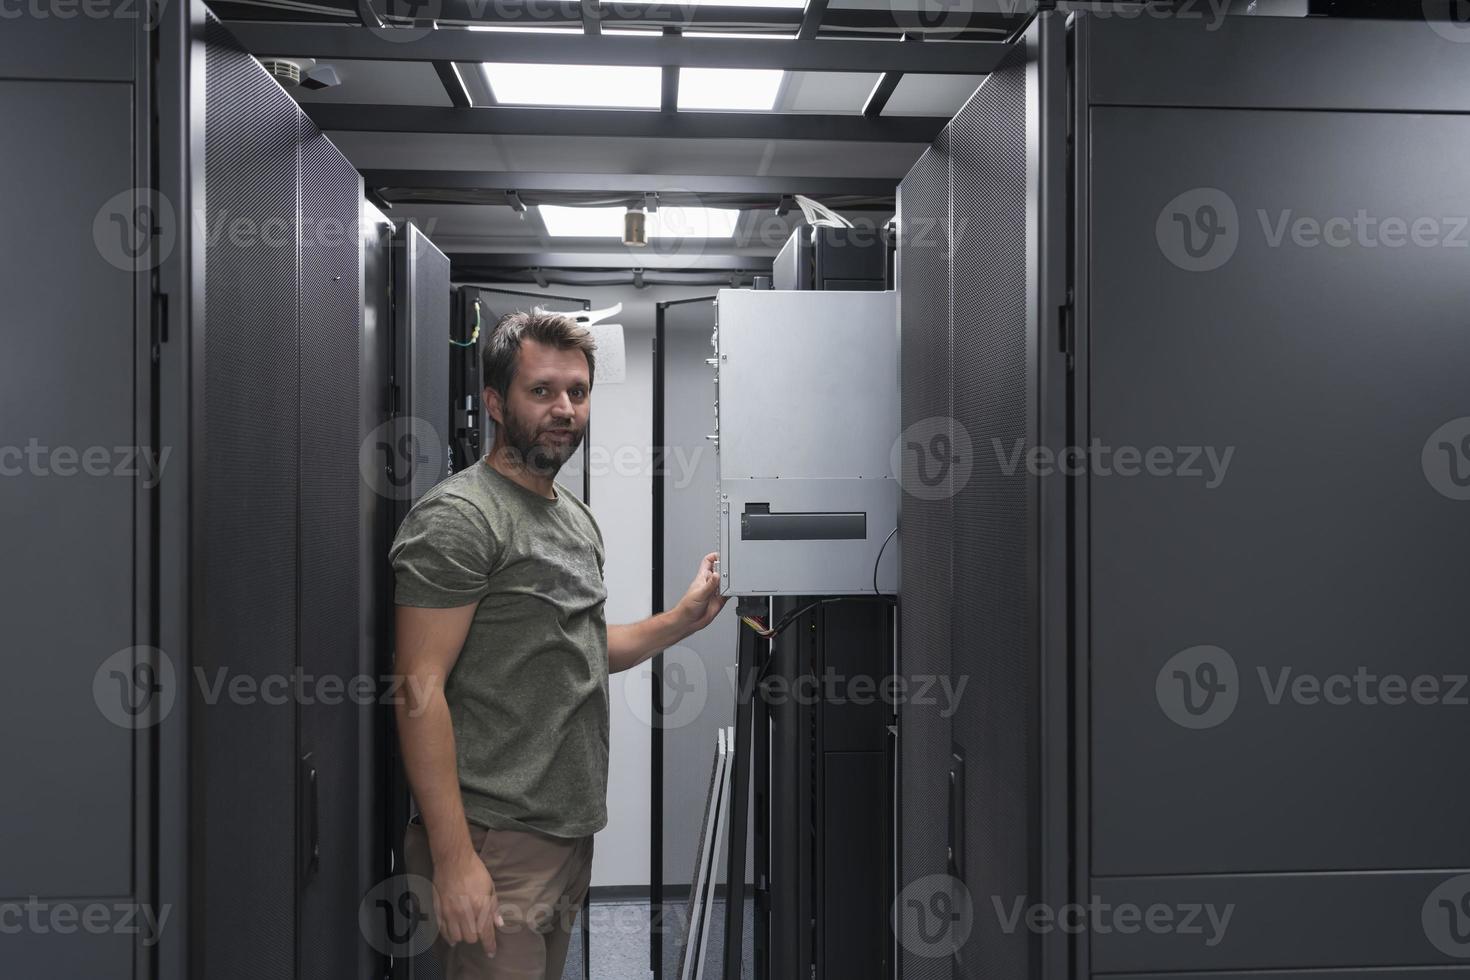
[539,206,627,238]
[539,205,741,239]
[681,0,804,6]
[464,25,579,32]
[481,62,661,108]
[678,67,784,111]
[684,31,796,39]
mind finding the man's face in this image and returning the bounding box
[485,338,591,477]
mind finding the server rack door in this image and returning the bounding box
[0,30,140,978]
[894,14,1072,980]
[655,297,741,980]
[391,221,452,520]
[360,202,398,979]
[297,115,370,979]
[895,115,957,980]
[197,16,302,978]
[1080,15,1470,974]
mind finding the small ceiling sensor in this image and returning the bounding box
[301,65,342,91]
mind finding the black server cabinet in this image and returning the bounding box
[750,220,896,980]
[896,11,1470,980]
[0,10,151,978]
[896,19,1069,980]
[152,5,392,977]
[764,598,897,980]
[773,224,891,292]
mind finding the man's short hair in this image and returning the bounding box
[481,310,597,402]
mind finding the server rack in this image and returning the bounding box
[158,5,430,977]
[726,231,898,980]
[449,286,483,474]
[895,11,1470,980]
[773,225,892,292]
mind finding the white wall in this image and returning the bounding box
[476,281,724,888]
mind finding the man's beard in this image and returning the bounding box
[499,406,584,477]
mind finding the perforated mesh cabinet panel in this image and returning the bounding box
[948,50,1037,980]
[201,16,299,978]
[297,116,367,979]
[896,131,954,980]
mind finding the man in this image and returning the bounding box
[390,310,728,979]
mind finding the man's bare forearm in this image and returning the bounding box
[607,610,688,673]
[396,690,475,864]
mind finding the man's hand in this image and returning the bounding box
[432,848,504,957]
[607,553,730,672]
[673,552,729,634]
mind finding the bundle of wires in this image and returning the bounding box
[739,595,893,641]
[739,613,774,638]
[450,299,482,348]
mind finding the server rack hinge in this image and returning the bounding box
[150,291,168,363]
[1059,294,1075,368]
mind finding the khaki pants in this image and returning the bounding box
[404,818,593,980]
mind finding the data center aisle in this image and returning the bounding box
[568,897,754,979]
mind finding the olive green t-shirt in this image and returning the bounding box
[389,458,609,839]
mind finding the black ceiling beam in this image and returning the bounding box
[226,22,1010,74]
[797,0,828,41]
[423,0,1019,34]
[863,70,902,118]
[863,33,919,118]
[450,251,772,272]
[580,0,601,35]
[432,60,473,107]
[361,169,897,198]
[213,2,1022,36]
[660,26,679,113]
[304,103,946,142]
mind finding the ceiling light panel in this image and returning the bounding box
[538,205,742,239]
[481,63,661,108]
[539,205,626,237]
[678,68,785,111]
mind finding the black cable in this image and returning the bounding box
[873,526,898,596]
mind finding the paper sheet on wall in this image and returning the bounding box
[588,322,626,384]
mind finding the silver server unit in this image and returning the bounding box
[712,288,899,596]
